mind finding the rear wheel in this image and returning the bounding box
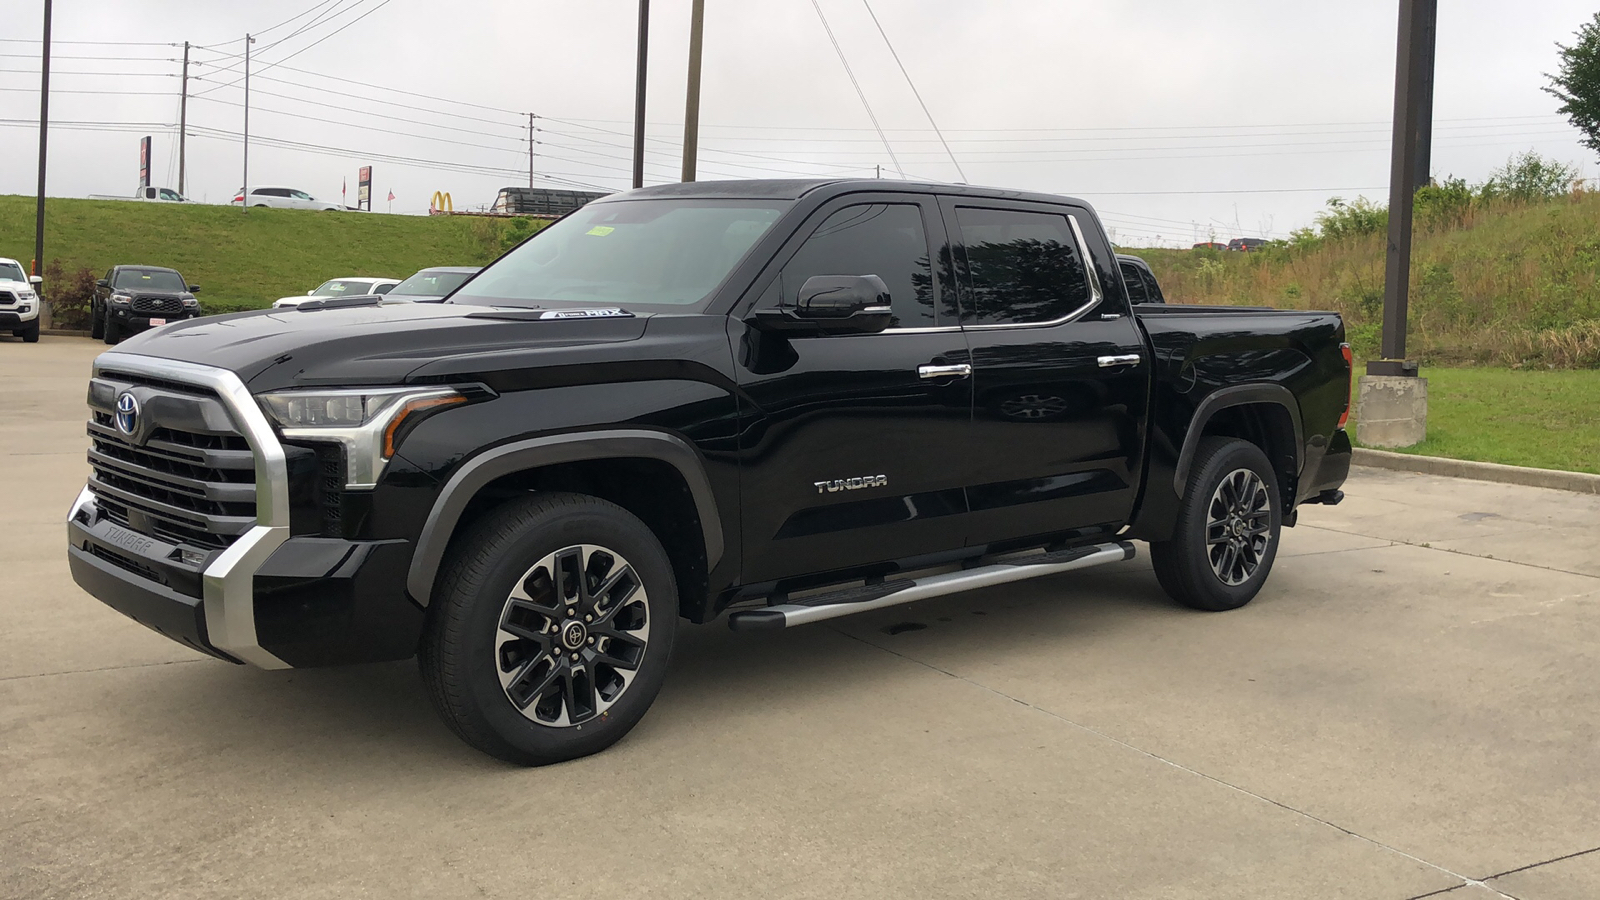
[90,302,105,340]
[1150,437,1282,611]
[420,492,677,765]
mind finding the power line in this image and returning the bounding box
[859,0,963,181]
[189,93,528,153]
[251,0,347,39]
[807,0,904,178]
[192,0,397,97]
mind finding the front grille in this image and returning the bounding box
[86,399,257,551]
[0,290,16,305]
[132,296,184,315]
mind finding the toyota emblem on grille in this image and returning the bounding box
[114,392,140,436]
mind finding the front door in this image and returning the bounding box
[940,198,1152,548]
[734,195,972,584]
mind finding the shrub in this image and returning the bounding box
[41,260,97,331]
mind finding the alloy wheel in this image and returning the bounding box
[494,544,652,727]
[1205,468,1273,586]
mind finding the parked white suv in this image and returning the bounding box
[232,186,343,211]
[272,276,402,309]
[0,257,42,343]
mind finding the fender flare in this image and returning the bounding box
[1172,383,1304,498]
[405,429,725,606]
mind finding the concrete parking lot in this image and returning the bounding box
[4,335,1598,900]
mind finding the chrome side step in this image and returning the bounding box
[727,541,1136,632]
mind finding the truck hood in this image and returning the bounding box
[119,288,196,300]
[107,302,652,390]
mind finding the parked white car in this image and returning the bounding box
[272,276,402,309]
[0,257,43,343]
[232,186,342,211]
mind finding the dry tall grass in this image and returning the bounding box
[1127,191,1600,368]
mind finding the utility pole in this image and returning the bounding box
[242,33,254,214]
[33,0,52,280]
[633,0,649,189]
[680,0,705,182]
[178,41,189,196]
[528,113,536,189]
[1356,0,1437,450]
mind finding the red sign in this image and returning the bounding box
[139,136,152,189]
[358,166,373,211]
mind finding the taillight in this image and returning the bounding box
[234,194,244,203]
[1337,342,1354,430]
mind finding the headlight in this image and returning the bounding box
[182,297,199,308]
[17,290,34,300]
[110,293,132,306]
[258,388,465,489]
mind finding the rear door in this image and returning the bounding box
[940,197,1152,548]
[734,193,973,583]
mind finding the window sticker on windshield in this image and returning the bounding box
[586,225,615,236]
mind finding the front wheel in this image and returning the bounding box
[420,492,678,765]
[103,312,124,345]
[1150,437,1282,611]
[19,319,39,343]
[90,302,105,340]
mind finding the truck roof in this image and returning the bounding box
[614,178,1090,208]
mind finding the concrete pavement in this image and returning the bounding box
[3,336,1598,899]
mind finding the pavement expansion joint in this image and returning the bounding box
[0,657,209,683]
[834,627,1491,895]
[1300,525,1600,582]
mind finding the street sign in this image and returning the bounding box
[139,136,151,190]
[358,165,373,212]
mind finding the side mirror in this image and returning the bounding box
[29,276,42,286]
[188,285,201,293]
[307,290,316,296]
[96,279,110,288]
[750,275,894,336]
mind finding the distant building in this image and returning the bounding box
[492,187,610,217]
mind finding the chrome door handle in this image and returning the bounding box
[1097,354,1142,368]
[918,363,972,380]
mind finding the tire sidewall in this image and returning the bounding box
[444,499,678,763]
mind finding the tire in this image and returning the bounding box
[103,313,124,345]
[90,302,105,340]
[1149,437,1282,612]
[19,320,39,343]
[420,492,678,766]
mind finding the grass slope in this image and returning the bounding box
[1350,368,1600,474]
[1125,193,1600,368]
[0,195,519,309]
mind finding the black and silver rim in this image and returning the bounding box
[494,544,651,728]
[1206,468,1273,586]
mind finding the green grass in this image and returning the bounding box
[1353,367,1600,474]
[0,194,528,309]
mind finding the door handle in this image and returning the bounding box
[1097,354,1142,368]
[918,363,972,380]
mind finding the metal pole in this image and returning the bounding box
[528,113,535,189]
[242,34,253,214]
[633,0,649,189]
[1411,0,1436,188]
[1371,0,1435,375]
[178,41,189,196]
[681,0,705,182]
[33,0,52,279]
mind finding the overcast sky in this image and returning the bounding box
[2,0,1597,245]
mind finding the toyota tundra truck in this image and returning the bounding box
[67,179,1353,765]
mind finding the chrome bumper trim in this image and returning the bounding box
[86,351,292,669]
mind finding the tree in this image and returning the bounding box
[1545,12,1600,157]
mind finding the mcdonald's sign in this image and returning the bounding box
[429,191,454,215]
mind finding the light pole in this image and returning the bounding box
[33,0,52,280]
[633,0,649,189]
[681,0,705,182]
[242,33,255,214]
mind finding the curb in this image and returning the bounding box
[1352,448,1600,495]
[42,329,92,338]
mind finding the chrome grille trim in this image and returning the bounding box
[77,351,291,669]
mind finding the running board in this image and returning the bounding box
[727,541,1136,632]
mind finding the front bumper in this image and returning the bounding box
[110,308,198,332]
[0,307,38,327]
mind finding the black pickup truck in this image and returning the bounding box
[67,179,1352,765]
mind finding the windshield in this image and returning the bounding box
[391,270,476,297]
[451,199,786,311]
[313,279,376,297]
[0,262,26,283]
[115,269,187,292]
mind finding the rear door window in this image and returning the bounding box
[1120,262,1149,303]
[779,203,937,329]
[953,207,1090,326]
